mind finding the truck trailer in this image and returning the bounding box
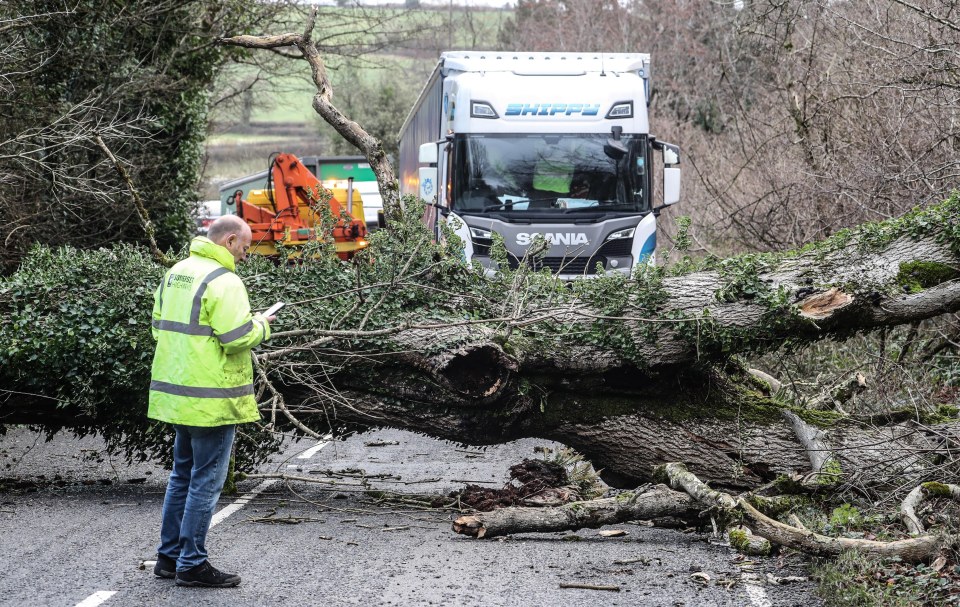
[398,51,680,278]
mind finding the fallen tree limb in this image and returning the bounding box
[728,525,772,556]
[662,463,953,563]
[808,372,867,412]
[218,8,400,219]
[450,463,954,563]
[901,482,960,535]
[558,583,620,592]
[782,410,840,485]
[452,484,699,539]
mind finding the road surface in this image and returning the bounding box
[0,426,821,606]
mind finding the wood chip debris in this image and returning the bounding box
[690,572,711,585]
[364,440,400,447]
[765,573,809,585]
[598,529,628,537]
[613,557,657,566]
[559,583,620,592]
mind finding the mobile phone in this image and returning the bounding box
[263,301,285,316]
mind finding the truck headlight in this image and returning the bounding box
[605,227,635,241]
[606,102,633,119]
[470,101,499,119]
[470,226,492,240]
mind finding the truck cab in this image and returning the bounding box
[399,52,680,278]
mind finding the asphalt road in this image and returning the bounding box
[0,426,822,606]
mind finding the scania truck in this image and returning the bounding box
[398,51,680,278]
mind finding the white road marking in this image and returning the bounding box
[210,479,278,528]
[143,436,332,576]
[297,434,334,459]
[743,581,773,607]
[211,435,330,527]
[737,559,773,607]
[74,591,116,607]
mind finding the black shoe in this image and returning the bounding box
[154,554,176,579]
[175,560,241,588]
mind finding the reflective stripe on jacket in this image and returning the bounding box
[148,237,270,426]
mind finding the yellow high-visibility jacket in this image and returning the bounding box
[148,237,269,426]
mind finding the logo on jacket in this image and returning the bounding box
[167,274,194,289]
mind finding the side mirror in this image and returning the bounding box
[664,147,679,166]
[663,167,680,206]
[418,167,438,203]
[652,140,681,208]
[652,140,680,166]
[419,142,438,165]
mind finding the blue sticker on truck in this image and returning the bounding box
[505,103,601,117]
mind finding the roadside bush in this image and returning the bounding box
[0,244,282,468]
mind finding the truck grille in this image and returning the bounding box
[476,237,634,275]
[596,238,633,257]
[506,256,604,275]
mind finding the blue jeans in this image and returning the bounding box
[158,424,236,571]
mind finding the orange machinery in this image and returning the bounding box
[233,153,368,259]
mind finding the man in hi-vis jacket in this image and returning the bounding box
[148,215,275,588]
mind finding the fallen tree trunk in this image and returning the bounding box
[265,198,960,488]
[1,198,959,486]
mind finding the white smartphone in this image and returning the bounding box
[263,301,285,316]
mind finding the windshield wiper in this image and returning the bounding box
[562,203,634,213]
[481,201,517,212]
[480,197,558,212]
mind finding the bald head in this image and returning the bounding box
[207,214,249,244]
[207,215,252,263]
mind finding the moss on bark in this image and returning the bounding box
[896,261,959,293]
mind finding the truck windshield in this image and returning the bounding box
[451,133,649,215]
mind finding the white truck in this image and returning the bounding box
[398,51,680,278]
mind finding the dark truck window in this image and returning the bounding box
[451,133,649,215]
